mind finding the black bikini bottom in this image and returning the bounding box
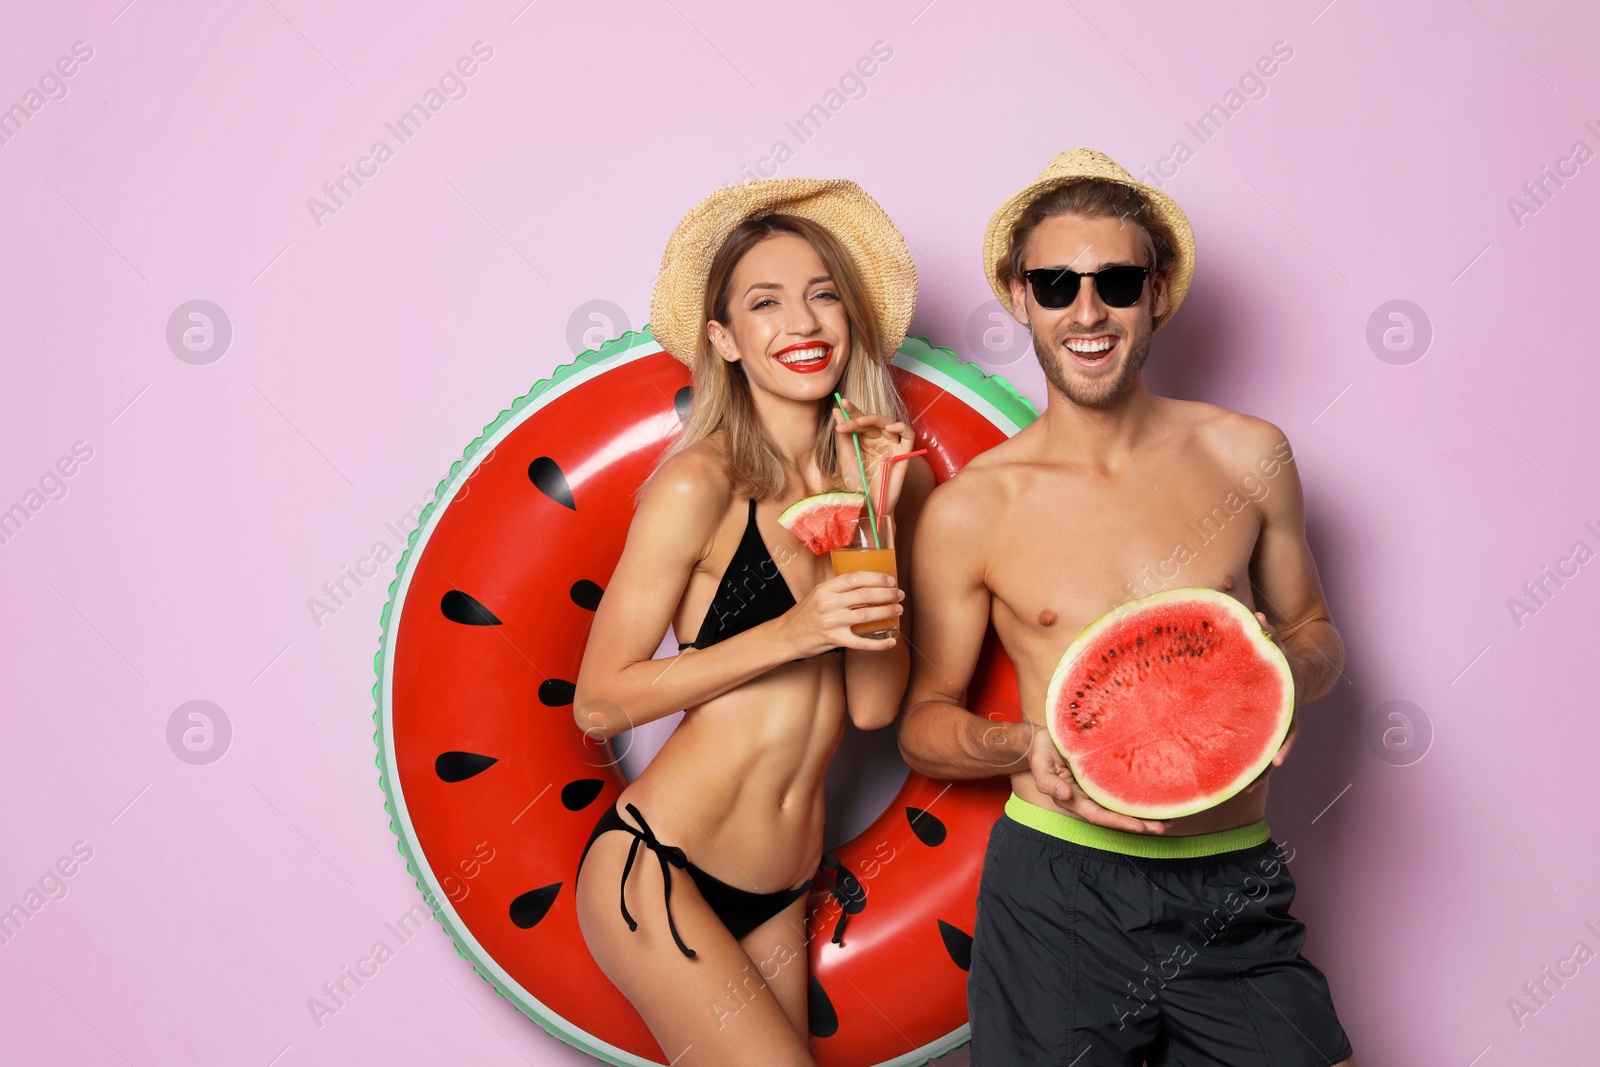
[575,801,812,959]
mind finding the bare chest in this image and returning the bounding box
[985,462,1264,699]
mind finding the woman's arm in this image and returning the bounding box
[572,450,799,740]
[841,455,936,730]
[572,448,903,741]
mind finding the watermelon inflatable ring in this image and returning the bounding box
[372,329,1037,1067]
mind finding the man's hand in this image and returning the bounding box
[1023,724,1171,835]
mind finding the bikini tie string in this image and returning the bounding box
[618,803,697,958]
[818,854,867,947]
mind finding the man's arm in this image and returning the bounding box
[1236,425,1344,789]
[1248,429,1345,707]
[896,477,1032,777]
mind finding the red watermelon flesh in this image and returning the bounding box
[778,491,866,554]
[1045,588,1294,820]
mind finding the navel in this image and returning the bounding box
[1038,609,1058,627]
[1221,575,1235,591]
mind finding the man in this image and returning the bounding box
[897,149,1355,1066]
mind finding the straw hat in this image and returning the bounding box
[982,148,1195,329]
[649,178,917,365]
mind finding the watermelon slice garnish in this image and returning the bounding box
[1045,588,1295,820]
[778,491,866,554]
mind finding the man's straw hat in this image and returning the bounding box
[982,148,1196,329]
[649,178,917,365]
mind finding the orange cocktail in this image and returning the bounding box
[829,514,898,638]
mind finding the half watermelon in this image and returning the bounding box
[1044,588,1295,820]
[778,491,866,554]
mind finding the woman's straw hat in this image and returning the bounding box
[649,178,917,365]
[982,148,1196,329]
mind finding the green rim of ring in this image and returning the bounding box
[371,325,1037,1066]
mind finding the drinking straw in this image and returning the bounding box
[874,448,929,529]
[832,392,880,549]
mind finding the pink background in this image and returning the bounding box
[3,1,1597,1064]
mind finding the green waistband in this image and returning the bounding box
[1004,794,1271,859]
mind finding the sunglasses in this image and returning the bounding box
[1022,264,1150,310]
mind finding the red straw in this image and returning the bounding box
[874,448,929,527]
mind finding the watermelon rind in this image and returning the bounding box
[777,490,865,528]
[372,326,1034,1067]
[1043,587,1295,821]
[372,328,667,1066]
[892,335,1037,434]
[777,491,866,553]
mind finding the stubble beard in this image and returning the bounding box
[1033,324,1153,410]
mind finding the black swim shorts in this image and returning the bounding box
[968,794,1353,1066]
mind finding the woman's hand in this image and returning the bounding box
[833,398,916,513]
[776,570,904,658]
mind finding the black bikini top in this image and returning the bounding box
[678,498,798,651]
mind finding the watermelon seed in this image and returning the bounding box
[569,579,604,611]
[1069,701,1078,708]
[938,920,974,971]
[561,778,605,811]
[435,751,498,782]
[808,976,840,1038]
[905,806,948,847]
[509,883,561,928]
[440,590,501,626]
[539,679,576,707]
[528,456,576,510]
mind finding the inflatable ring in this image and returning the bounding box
[373,330,1035,1066]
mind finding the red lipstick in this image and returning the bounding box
[771,341,833,374]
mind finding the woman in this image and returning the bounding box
[572,178,935,1066]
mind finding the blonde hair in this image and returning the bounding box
[654,214,907,501]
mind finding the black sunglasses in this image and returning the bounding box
[1022,264,1150,309]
